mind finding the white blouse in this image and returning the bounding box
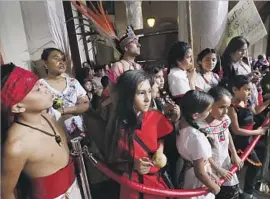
[168,67,191,97]
[36,76,87,136]
[198,115,239,186]
[177,126,215,199]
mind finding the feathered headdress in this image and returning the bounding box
[71,1,138,55]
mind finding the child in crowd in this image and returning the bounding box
[228,75,270,199]
[167,41,196,103]
[201,87,243,199]
[145,68,181,186]
[83,79,94,102]
[101,76,110,99]
[92,66,105,96]
[105,70,173,199]
[177,90,220,199]
[98,76,111,121]
[195,48,219,92]
[1,63,82,198]
[146,73,180,122]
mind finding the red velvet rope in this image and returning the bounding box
[90,135,261,197]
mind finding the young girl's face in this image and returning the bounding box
[155,70,164,89]
[84,81,93,92]
[134,80,151,113]
[151,82,159,99]
[233,83,251,102]
[210,96,231,121]
[201,53,217,72]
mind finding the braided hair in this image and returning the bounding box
[181,90,215,147]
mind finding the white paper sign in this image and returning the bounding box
[226,0,267,45]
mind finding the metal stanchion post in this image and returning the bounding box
[71,137,92,199]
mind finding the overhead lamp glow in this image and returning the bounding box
[147,17,155,27]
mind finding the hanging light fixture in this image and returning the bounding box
[147,17,155,27]
[147,1,155,27]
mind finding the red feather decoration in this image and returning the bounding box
[71,1,118,42]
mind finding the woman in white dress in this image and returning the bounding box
[195,48,219,92]
[177,90,220,199]
[36,48,89,138]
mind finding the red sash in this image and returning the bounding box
[31,157,75,199]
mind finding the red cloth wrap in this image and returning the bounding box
[1,67,38,111]
[31,157,76,199]
[91,135,262,198]
[118,111,173,199]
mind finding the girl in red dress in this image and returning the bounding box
[105,70,173,199]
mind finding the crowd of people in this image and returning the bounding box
[1,26,270,199]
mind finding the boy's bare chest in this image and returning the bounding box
[23,127,70,177]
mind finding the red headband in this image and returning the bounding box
[1,67,39,111]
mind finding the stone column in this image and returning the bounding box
[177,1,188,42]
[177,1,228,57]
[124,1,143,30]
[0,1,31,69]
[192,1,228,56]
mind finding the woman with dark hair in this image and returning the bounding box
[221,36,260,106]
[221,36,250,78]
[105,70,173,199]
[195,48,220,92]
[167,41,196,102]
[36,48,89,138]
[1,63,82,199]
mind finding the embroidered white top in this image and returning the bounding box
[37,76,87,135]
[199,115,239,186]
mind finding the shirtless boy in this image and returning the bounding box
[1,63,82,199]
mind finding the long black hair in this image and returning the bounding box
[221,36,250,79]
[143,62,164,87]
[167,41,191,74]
[1,63,16,144]
[143,62,164,75]
[105,70,149,175]
[180,90,215,147]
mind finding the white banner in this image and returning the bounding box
[226,0,267,45]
